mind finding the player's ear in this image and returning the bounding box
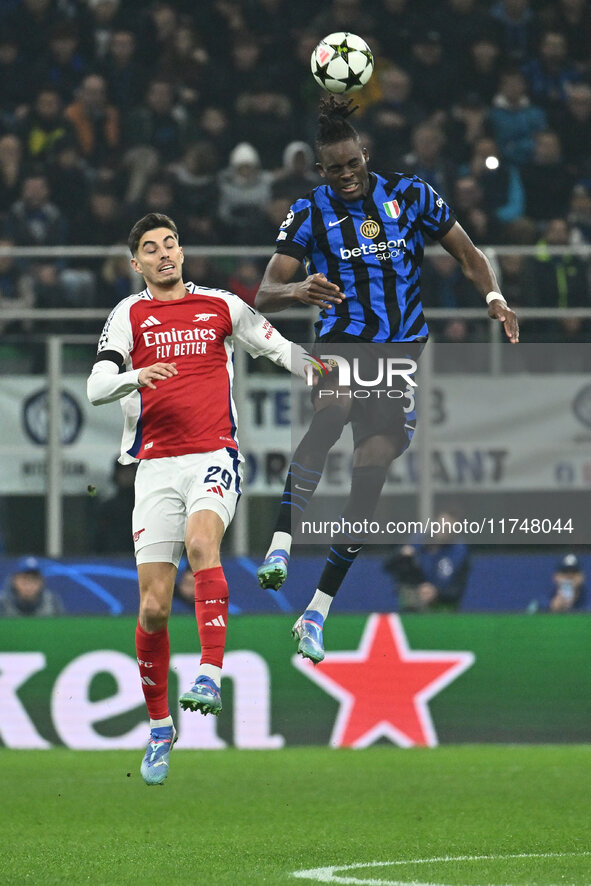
[362,147,369,163]
[179,245,184,264]
[315,161,326,179]
[130,256,141,275]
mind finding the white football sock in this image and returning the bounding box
[307,590,333,620]
[150,715,173,729]
[198,663,222,685]
[266,531,292,558]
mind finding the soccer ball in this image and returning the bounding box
[311,32,374,94]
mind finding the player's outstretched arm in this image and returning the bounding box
[87,359,178,405]
[440,222,519,344]
[255,253,344,313]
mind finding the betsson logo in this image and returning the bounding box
[142,327,216,346]
[340,238,407,261]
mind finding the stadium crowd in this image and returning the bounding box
[0,0,590,339]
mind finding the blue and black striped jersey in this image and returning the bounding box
[275,171,456,342]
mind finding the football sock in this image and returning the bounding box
[306,589,334,619]
[150,715,173,729]
[265,530,293,559]
[194,566,229,669]
[198,663,222,685]
[135,622,170,721]
[275,405,347,533]
[317,465,388,598]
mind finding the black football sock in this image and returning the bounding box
[316,465,388,598]
[274,405,347,534]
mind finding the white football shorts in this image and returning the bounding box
[132,448,243,563]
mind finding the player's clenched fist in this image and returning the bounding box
[138,361,178,389]
[295,273,344,310]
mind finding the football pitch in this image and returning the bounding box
[3,745,590,885]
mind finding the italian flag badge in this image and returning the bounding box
[383,199,401,219]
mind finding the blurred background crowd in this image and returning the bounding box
[0,0,590,344]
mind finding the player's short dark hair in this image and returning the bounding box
[314,96,360,156]
[128,213,178,256]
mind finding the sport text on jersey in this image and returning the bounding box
[142,326,217,360]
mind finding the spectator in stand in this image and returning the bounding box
[437,0,494,59]
[408,30,460,118]
[445,93,488,166]
[522,30,581,113]
[156,22,211,111]
[568,183,591,244]
[378,0,424,69]
[0,237,35,335]
[488,68,547,167]
[452,174,497,244]
[490,0,539,62]
[2,0,62,66]
[462,135,525,232]
[32,21,87,104]
[227,259,263,308]
[551,82,591,180]
[18,88,74,163]
[173,562,196,612]
[79,0,129,62]
[539,0,591,72]
[234,89,298,170]
[99,29,145,112]
[534,217,590,341]
[65,73,119,166]
[168,140,219,224]
[5,171,67,246]
[421,253,485,343]
[461,35,503,106]
[312,0,376,43]
[272,140,320,202]
[403,122,455,201]
[521,130,574,221]
[384,513,471,612]
[361,65,424,171]
[0,32,34,126]
[93,459,137,554]
[0,135,24,222]
[217,141,272,244]
[194,105,234,163]
[46,140,90,229]
[0,556,64,617]
[123,77,185,163]
[549,553,587,612]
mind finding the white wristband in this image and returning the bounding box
[486,291,507,307]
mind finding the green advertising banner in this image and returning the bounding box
[0,614,589,749]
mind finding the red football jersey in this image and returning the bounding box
[94,283,294,461]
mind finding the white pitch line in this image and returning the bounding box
[291,851,591,886]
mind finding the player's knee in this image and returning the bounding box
[185,534,220,570]
[307,404,347,450]
[139,588,171,630]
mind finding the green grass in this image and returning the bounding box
[2,746,590,885]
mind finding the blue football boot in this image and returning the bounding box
[292,609,325,664]
[179,675,222,716]
[140,725,177,786]
[257,549,289,591]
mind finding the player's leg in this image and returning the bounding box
[136,556,180,785]
[133,457,185,785]
[179,509,227,715]
[258,395,351,590]
[292,433,396,663]
[178,448,241,715]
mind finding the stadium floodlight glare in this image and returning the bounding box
[485,155,500,170]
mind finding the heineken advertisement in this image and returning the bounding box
[0,614,589,749]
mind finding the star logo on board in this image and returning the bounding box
[292,614,474,748]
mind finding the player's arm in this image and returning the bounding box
[440,221,519,343]
[255,253,343,313]
[87,353,178,405]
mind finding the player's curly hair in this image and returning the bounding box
[315,96,360,155]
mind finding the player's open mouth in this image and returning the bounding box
[340,183,360,196]
[159,264,175,273]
